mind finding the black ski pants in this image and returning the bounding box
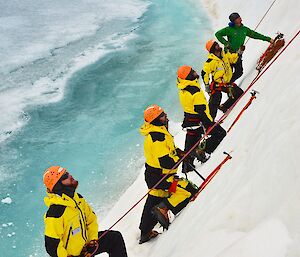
[230,56,243,83]
[184,127,204,153]
[139,166,197,234]
[184,123,225,155]
[139,194,164,235]
[209,85,244,120]
[139,166,172,235]
[204,123,227,154]
[95,230,128,257]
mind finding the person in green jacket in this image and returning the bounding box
[215,12,274,83]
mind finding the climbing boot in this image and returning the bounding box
[152,202,170,230]
[139,230,159,244]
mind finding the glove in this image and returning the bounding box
[80,240,98,257]
[183,154,194,164]
[225,42,231,52]
[227,82,238,98]
[198,139,206,151]
[237,45,245,56]
[177,149,195,164]
[228,85,234,98]
[205,84,211,93]
[176,148,185,158]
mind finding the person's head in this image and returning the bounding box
[43,166,78,197]
[144,104,169,127]
[229,12,242,27]
[206,39,222,56]
[177,65,199,81]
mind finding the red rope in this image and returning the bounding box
[98,29,299,240]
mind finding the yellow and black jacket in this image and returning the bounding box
[201,51,239,86]
[44,192,98,257]
[177,77,213,128]
[140,123,179,197]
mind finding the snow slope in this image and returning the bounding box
[100,0,300,256]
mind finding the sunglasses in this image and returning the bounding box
[60,172,69,181]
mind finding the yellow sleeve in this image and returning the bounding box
[202,61,212,85]
[154,137,179,166]
[83,199,99,241]
[154,140,176,160]
[193,90,207,106]
[44,215,68,257]
[227,52,239,64]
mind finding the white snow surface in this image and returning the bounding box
[99,0,300,256]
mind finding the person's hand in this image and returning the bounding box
[237,45,245,56]
[205,84,211,94]
[177,149,194,164]
[81,250,92,257]
[225,42,231,51]
[182,154,194,164]
[270,38,275,44]
[81,240,98,257]
[222,83,235,98]
[228,85,234,98]
[176,148,185,158]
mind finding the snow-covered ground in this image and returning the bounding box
[100,0,300,256]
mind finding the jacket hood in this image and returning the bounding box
[44,191,79,208]
[140,122,169,136]
[177,77,201,90]
[228,22,244,28]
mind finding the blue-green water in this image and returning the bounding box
[0,1,212,256]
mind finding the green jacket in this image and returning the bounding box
[215,24,271,52]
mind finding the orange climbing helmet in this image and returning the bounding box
[43,166,67,192]
[177,65,192,79]
[144,104,164,123]
[206,39,216,52]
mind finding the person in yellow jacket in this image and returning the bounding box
[201,39,244,119]
[43,166,128,257]
[177,65,226,172]
[138,105,198,244]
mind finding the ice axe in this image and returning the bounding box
[187,151,232,181]
[187,162,206,181]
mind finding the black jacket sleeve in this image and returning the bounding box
[45,236,60,257]
[194,104,213,128]
[159,155,177,169]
